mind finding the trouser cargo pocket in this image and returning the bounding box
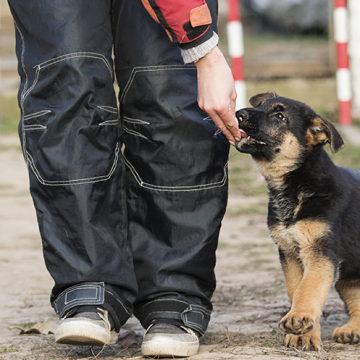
[119,65,229,191]
[22,53,119,186]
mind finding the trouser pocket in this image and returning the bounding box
[22,53,119,186]
[119,64,229,191]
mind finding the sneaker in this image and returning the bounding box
[55,306,118,346]
[141,321,199,357]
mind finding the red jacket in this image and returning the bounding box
[141,0,217,51]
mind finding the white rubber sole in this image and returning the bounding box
[55,319,116,346]
[141,340,199,357]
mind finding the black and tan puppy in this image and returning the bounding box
[235,92,360,350]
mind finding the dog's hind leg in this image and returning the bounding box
[333,279,360,344]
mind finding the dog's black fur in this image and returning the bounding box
[235,92,360,350]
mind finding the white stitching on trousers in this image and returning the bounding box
[120,65,196,104]
[24,110,51,121]
[35,52,113,77]
[124,116,150,125]
[124,154,228,192]
[124,126,148,139]
[97,105,118,114]
[24,125,47,131]
[23,53,114,105]
[26,142,120,186]
[23,65,40,101]
[99,120,118,126]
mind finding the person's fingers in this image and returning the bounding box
[216,105,241,141]
[195,46,242,145]
[210,111,236,145]
[203,99,240,145]
[230,90,237,116]
[229,92,241,141]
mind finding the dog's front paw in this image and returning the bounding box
[333,323,360,344]
[279,310,315,335]
[285,328,321,351]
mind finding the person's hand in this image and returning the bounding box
[195,46,244,145]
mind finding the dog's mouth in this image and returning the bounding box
[237,135,266,146]
[236,114,266,148]
[236,129,266,148]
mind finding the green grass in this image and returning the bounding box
[243,33,329,47]
[252,242,275,250]
[249,258,273,266]
[236,242,277,256]
[228,146,268,197]
[0,93,20,133]
[0,345,18,354]
[18,322,35,328]
[246,78,337,122]
[261,279,286,297]
[326,143,360,171]
[226,204,268,216]
[259,338,284,348]
[0,144,21,152]
[249,250,273,257]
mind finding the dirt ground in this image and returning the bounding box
[0,133,359,360]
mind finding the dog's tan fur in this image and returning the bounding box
[269,220,330,256]
[254,133,302,189]
[270,220,334,343]
[334,280,360,343]
[285,320,322,350]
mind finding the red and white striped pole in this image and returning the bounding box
[334,0,352,125]
[227,0,246,109]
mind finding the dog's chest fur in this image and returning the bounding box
[268,189,302,254]
[266,179,330,256]
[270,189,298,224]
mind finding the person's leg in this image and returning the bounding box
[112,0,229,353]
[8,0,137,340]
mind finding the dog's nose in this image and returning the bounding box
[235,109,249,122]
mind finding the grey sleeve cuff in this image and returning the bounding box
[180,32,219,64]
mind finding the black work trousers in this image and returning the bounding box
[8,0,229,334]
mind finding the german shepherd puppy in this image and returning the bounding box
[235,92,360,350]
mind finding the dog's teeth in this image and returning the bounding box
[247,136,250,140]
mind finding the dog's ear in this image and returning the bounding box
[307,117,344,154]
[249,91,279,107]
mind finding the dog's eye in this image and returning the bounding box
[275,113,285,120]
